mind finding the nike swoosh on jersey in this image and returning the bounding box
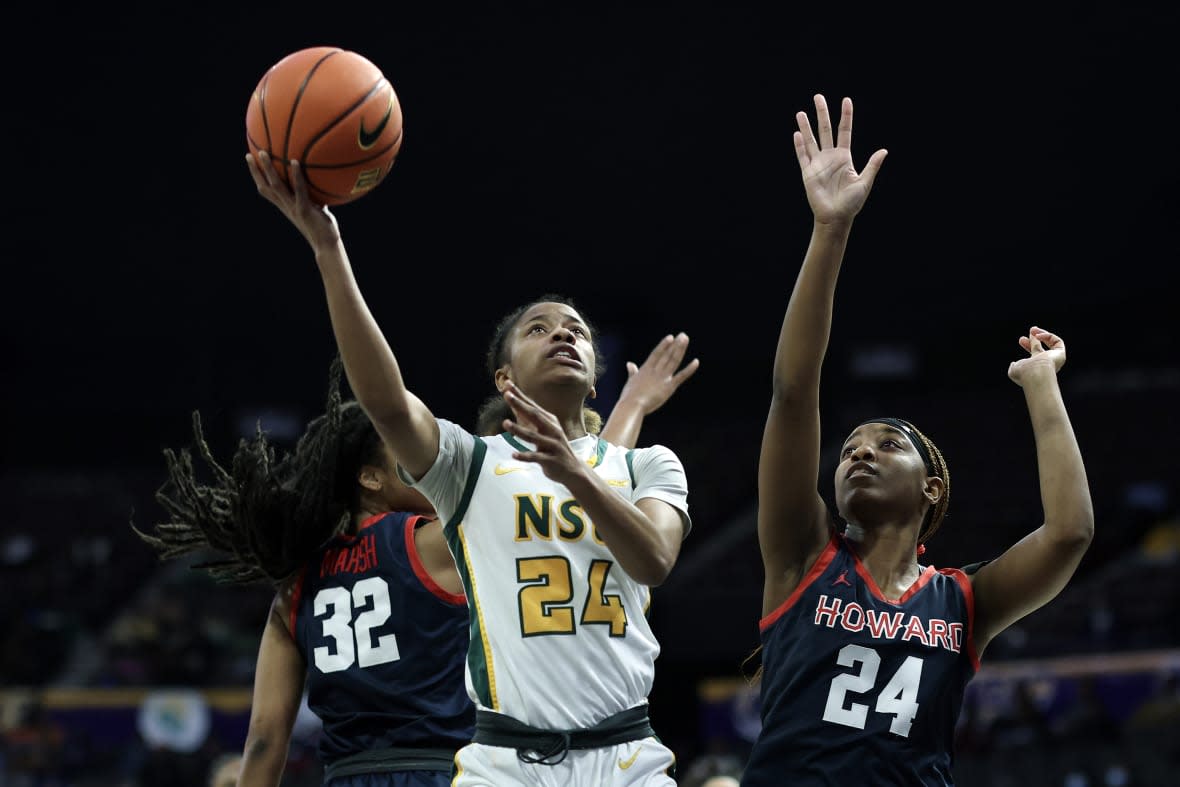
[494,464,526,475]
[618,746,642,770]
[358,96,393,149]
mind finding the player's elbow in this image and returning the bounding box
[635,555,676,587]
[244,718,291,762]
[1069,514,1095,549]
[1049,509,1095,554]
[632,540,682,587]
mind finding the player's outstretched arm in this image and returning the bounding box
[239,590,306,787]
[970,327,1094,651]
[601,332,699,449]
[245,153,439,478]
[758,94,888,615]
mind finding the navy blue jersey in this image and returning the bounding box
[742,534,979,786]
[291,512,475,765]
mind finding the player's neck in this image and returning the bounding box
[843,522,923,595]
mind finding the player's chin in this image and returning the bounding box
[836,488,890,522]
[542,364,592,388]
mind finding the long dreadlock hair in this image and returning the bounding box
[133,356,385,587]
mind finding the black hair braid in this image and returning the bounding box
[135,356,384,586]
[912,427,950,546]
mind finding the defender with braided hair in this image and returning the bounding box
[137,334,696,787]
[741,95,1094,786]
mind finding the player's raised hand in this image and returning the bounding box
[501,381,587,485]
[246,152,341,252]
[618,333,700,417]
[1008,326,1067,386]
[794,94,888,226]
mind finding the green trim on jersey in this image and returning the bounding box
[443,435,493,708]
[590,436,608,468]
[503,433,607,468]
[625,449,637,488]
[502,432,529,453]
[444,524,494,709]
[442,436,487,536]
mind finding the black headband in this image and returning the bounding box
[858,417,935,475]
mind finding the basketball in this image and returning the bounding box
[245,47,403,206]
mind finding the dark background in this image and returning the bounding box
[4,2,1178,780]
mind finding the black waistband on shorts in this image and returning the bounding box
[472,705,655,766]
[322,746,459,780]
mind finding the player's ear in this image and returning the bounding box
[495,366,513,393]
[923,475,945,506]
[358,466,383,491]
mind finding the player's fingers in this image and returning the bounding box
[504,419,539,442]
[673,358,701,386]
[504,386,562,434]
[1031,326,1061,346]
[251,153,277,189]
[503,381,537,410]
[793,131,809,167]
[859,149,889,193]
[1027,328,1044,353]
[667,332,690,361]
[643,335,674,365]
[245,154,267,188]
[653,335,683,371]
[796,113,818,160]
[814,94,834,149]
[258,151,281,182]
[837,97,853,149]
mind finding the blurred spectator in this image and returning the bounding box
[679,752,744,787]
[1055,676,1121,746]
[1138,515,1180,562]
[1055,676,1131,787]
[954,688,989,757]
[1125,673,1180,733]
[985,680,1053,752]
[1,698,65,786]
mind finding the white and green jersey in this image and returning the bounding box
[403,418,690,729]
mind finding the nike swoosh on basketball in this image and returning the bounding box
[618,746,642,770]
[358,97,393,149]
[494,464,525,475]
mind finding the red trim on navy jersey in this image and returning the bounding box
[760,536,840,631]
[846,537,936,604]
[942,567,980,671]
[328,512,386,547]
[359,512,386,530]
[404,514,466,606]
[288,565,307,640]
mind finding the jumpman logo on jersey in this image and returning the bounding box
[832,570,852,587]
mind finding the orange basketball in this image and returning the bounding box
[245,47,403,206]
